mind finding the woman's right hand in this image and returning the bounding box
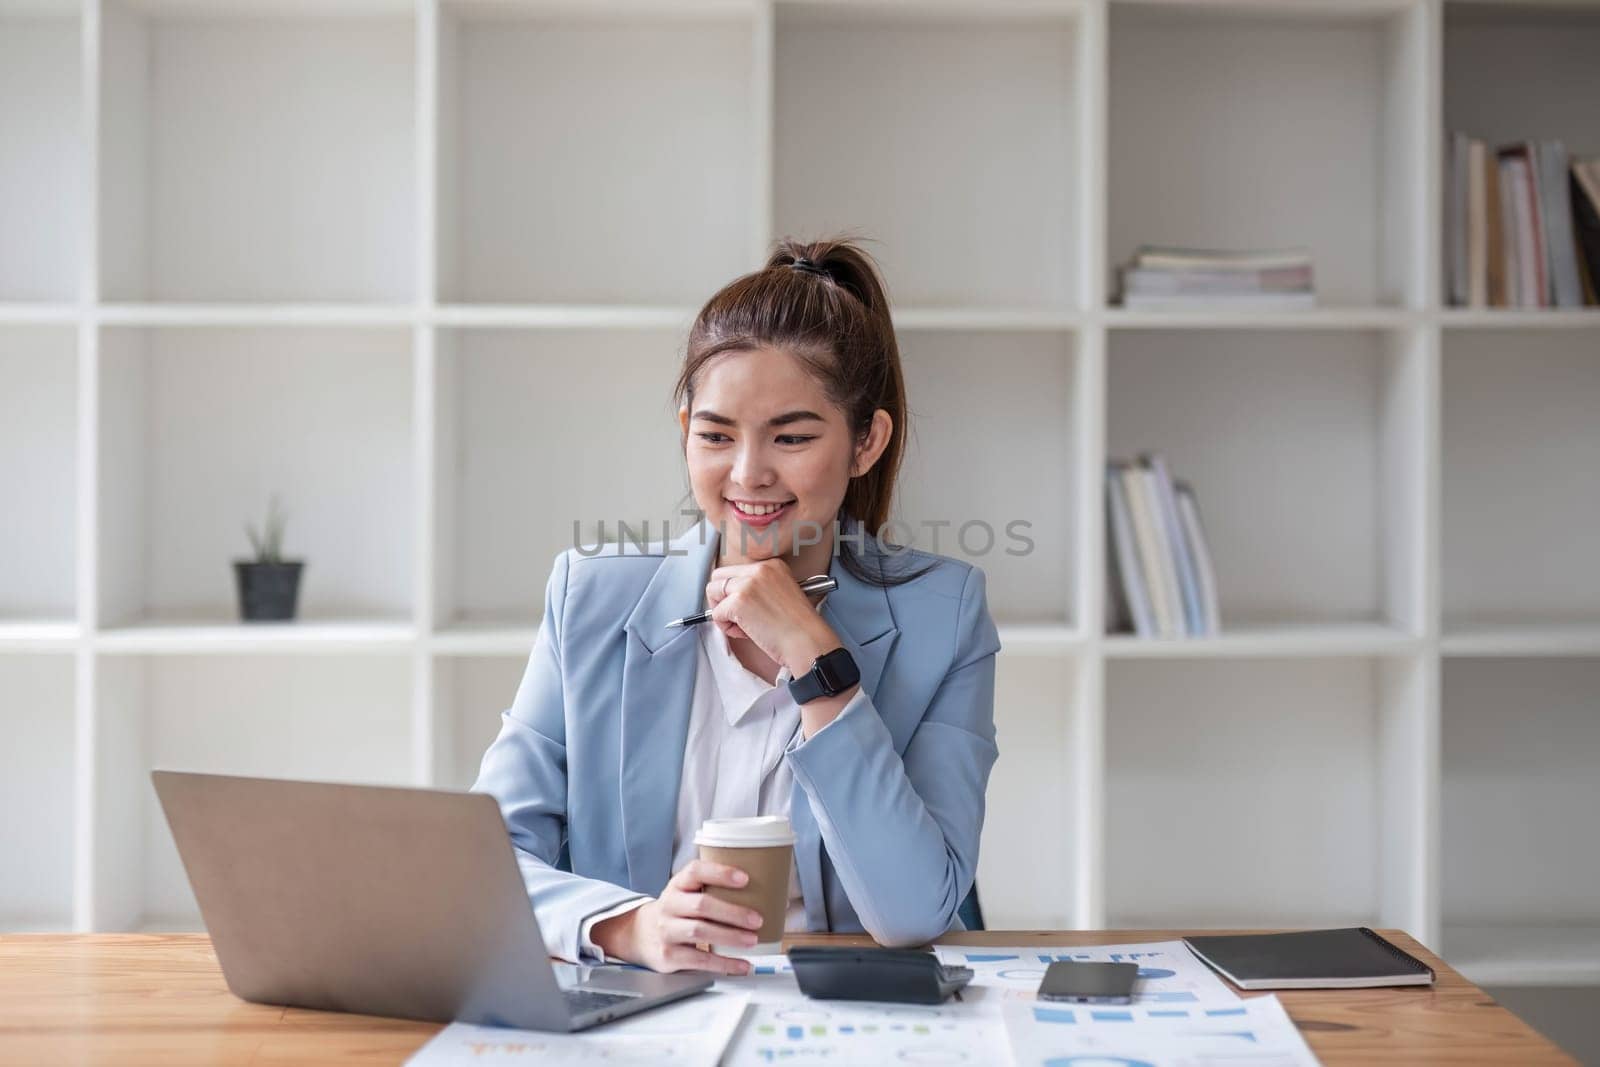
[591,859,767,975]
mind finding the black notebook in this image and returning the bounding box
[1183,928,1435,990]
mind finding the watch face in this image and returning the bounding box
[816,648,859,693]
[816,658,843,692]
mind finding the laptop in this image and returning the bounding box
[151,770,712,1031]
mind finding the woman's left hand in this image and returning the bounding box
[705,559,838,676]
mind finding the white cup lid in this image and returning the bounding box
[694,815,795,848]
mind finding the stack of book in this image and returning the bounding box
[1446,134,1600,308]
[1106,455,1220,639]
[1117,246,1316,310]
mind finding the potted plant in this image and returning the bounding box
[234,495,304,622]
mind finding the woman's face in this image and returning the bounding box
[678,346,891,564]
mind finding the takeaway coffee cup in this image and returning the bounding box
[694,815,795,944]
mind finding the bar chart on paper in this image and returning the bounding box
[1002,995,1321,1067]
[711,955,1005,1064]
[736,1001,1005,1065]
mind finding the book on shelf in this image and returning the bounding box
[1105,464,1155,639]
[1513,142,1548,306]
[1448,132,1598,309]
[1131,246,1312,272]
[1116,246,1316,311]
[1467,138,1488,308]
[1175,482,1221,637]
[1132,463,1184,638]
[1122,266,1313,294]
[1123,291,1316,311]
[1120,462,1179,637]
[1486,152,1507,308]
[1145,453,1204,637]
[1570,162,1600,303]
[1449,132,1469,307]
[1539,141,1584,308]
[1496,152,1520,305]
[1105,456,1220,640]
[1504,147,1543,307]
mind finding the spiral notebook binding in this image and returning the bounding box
[1358,928,1434,978]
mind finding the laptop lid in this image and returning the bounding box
[152,770,574,1031]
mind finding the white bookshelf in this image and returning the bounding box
[0,3,82,304]
[0,0,1596,992]
[0,654,77,931]
[776,2,1088,309]
[96,325,417,628]
[92,653,415,931]
[895,329,1083,625]
[437,4,760,304]
[1105,657,1415,930]
[97,1,416,303]
[1440,658,1600,987]
[1108,1,1429,310]
[0,325,78,624]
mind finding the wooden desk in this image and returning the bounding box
[0,931,1572,1065]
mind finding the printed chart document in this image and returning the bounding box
[404,990,748,1067]
[407,944,1293,1066]
[728,992,1006,1064]
[713,955,1005,1064]
[1002,993,1322,1067]
[934,940,1242,1007]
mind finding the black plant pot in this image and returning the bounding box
[234,561,305,622]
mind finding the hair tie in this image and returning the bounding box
[791,257,829,278]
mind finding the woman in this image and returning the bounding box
[474,236,1001,977]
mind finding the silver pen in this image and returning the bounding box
[665,574,837,628]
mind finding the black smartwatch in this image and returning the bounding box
[787,647,860,705]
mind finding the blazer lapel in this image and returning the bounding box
[619,519,719,893]
[817,531,901,700]
[618,516,903,924]
[794,525,902,930]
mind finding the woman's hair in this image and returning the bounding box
[675,235,933,588]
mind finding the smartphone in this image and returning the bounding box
[1037,960,1139,1004]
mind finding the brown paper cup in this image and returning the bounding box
[694,816,795,944]
[697,843,792,942]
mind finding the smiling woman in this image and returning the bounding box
[472,235,1002,978]
[674,237,918,590]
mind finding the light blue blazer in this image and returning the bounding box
[472,518,1001,962]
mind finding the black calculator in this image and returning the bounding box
[787,946,975,1005]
